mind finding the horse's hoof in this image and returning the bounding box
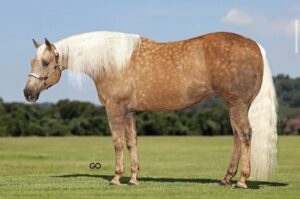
[219,180,231,186]
[109,181,120,186]
[235,182,248,189]
[128,181,139,186]
[127,181,139,186]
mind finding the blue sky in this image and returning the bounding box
[0,0,299,104]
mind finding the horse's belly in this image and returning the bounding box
[129,78,214,111]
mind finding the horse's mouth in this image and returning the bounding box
[28,95,39,102]
[23,89,40,102]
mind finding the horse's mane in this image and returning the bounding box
[37,31,141,87]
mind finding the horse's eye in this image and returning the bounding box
[42,60,49,67]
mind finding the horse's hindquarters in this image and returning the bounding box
[202,32,264,104]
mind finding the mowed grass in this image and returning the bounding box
[0,136,299,199]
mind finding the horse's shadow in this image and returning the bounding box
[54,174,288,189]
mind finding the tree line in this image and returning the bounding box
[0,74,299,136]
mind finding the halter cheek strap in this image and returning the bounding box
[28,52,62,88]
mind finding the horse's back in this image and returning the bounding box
[122,32,263,111]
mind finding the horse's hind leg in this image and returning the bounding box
[125,112,140,185]
[221,129,241,185]
[224,103,252,189]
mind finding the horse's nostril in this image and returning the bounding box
[23,88,32,99]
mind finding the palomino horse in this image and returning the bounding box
[24,31,277,188]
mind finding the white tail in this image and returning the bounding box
[248,43,278,181]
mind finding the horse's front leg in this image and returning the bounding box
[125,112,139,185]
[106,105,126,185]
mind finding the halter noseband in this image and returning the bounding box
[28,52,63,88]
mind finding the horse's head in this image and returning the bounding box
[24,38,62,102]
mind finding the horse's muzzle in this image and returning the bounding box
[23,88,40,102]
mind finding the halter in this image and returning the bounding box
[28,52,63,88]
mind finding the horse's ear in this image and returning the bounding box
[32,39,41,49]
[44,38,52,49]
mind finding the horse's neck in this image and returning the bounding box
[54,31,141,85]
[55,41,88,74]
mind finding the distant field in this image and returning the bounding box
[0,136,299,199]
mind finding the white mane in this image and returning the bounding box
[37,31,141,87]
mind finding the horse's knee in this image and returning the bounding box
[126,139,137,150]
[125,133,137,150]
[126,142,134,150]
[113,138,125,151]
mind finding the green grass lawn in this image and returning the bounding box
[0,136,299,199]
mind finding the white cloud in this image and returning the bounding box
[222,8,254,26]
[222,8,299,39]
